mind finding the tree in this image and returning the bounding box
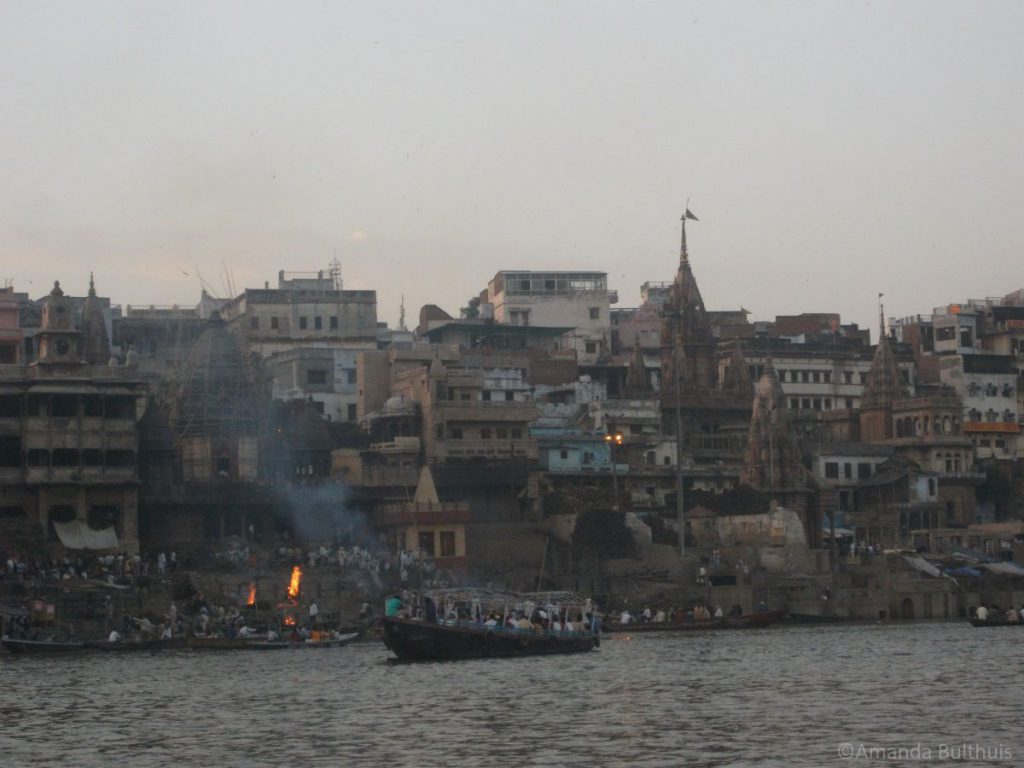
[460,296,481,319]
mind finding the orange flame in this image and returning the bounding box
[283,614,296,627]
[246,583,256,606]
[287,566,302,599]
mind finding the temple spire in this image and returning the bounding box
[88,272,96,298]
[878,292,886,343]
[679,205,699,266]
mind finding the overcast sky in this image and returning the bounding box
[1,1,1021,334]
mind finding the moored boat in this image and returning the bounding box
[604,609,786,633]
[1,636,88,654]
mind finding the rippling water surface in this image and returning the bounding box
[2,622,1020,767]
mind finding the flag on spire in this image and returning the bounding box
[685,208,699,221]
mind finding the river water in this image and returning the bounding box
[1,621,1020,767]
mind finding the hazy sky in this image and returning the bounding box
[2,1,1022,333]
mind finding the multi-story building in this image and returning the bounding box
[480,271,614,365]
[0,280,146,553]
[221,269,378,357]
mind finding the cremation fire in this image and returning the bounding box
[246,583,256,606]
[283,614,296,627]
[287,565,302,599]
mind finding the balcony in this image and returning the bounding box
[368,436,421,454]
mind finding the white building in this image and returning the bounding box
[482,271,614,365]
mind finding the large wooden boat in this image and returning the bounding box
[1,637,87,654]
[604,609,786,634]
[381,616,598,661]
[380,588,600,661]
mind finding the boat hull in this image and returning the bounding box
[381,617,598,661]
[1,637,87,654]
[88,638,187,652]
[604,610,786,633]
[969,618,1023,627]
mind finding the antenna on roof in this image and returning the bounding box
[329,255,343,290]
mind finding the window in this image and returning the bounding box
[435,424,444,441]
[583,451,595,463]
[314,316,323,330]
[511,428,522,439]
[82,449,102,466]
[330,316,338,330]
[271,316,280,331]
[801,371,809,383]
[0,436,21,467]
[0,396,21,418]
[844,463,852,479]
[812,371,821,383]
[347,404,357,421]
[460,393,471,401]
[559,449,568,460]
[823,372,832,383]
[440,531,456,558]
[846,397,854,409]
[27,449,49,467]
[824,398,832,410]
[482,391,491,401]
[790,398,799,410]
[857,463,871,480]
[346,370,356,384]
[449,427,463,439]
[585,342,597,354]
[250,316,259,331]
[106,450,135,467]
[505,391,514,402]
[307,370,328,385]
[52,449,78,467]
[813,398,822,411]
[481,429,492,439]
[844,372,853,384]
[825,462,839,479]
[589,307,600,320]
[299,317,308,330]
[802,398,811,410]
[496,428,508,439]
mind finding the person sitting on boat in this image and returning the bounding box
[1005,607,1020,623]
[423,596,438,624]
[385,594,402,617]
[729,604,743,616]
[515,612,531,630]
[976,605,989,621]
[108,630,121,643]
[654,609,666,623]
[619,609,632,625]
[160,625,172,640]
[714,606,724,619]
[641,607,652,623]
[756,601,768,614]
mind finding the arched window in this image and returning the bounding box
[896,421,904,438]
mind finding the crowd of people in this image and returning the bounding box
[616,600,770,625]
[974,604,1022,623]
[0,550,179,587]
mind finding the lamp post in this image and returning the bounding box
[605,431,623,511]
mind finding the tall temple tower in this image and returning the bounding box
[859,303,900,442]
[81,273,111,365]
[660,211,715,396]
[742,359,803,491]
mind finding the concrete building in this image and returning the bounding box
[221,269,378,357]
[0,286,24,365]
[481,271,614,365]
